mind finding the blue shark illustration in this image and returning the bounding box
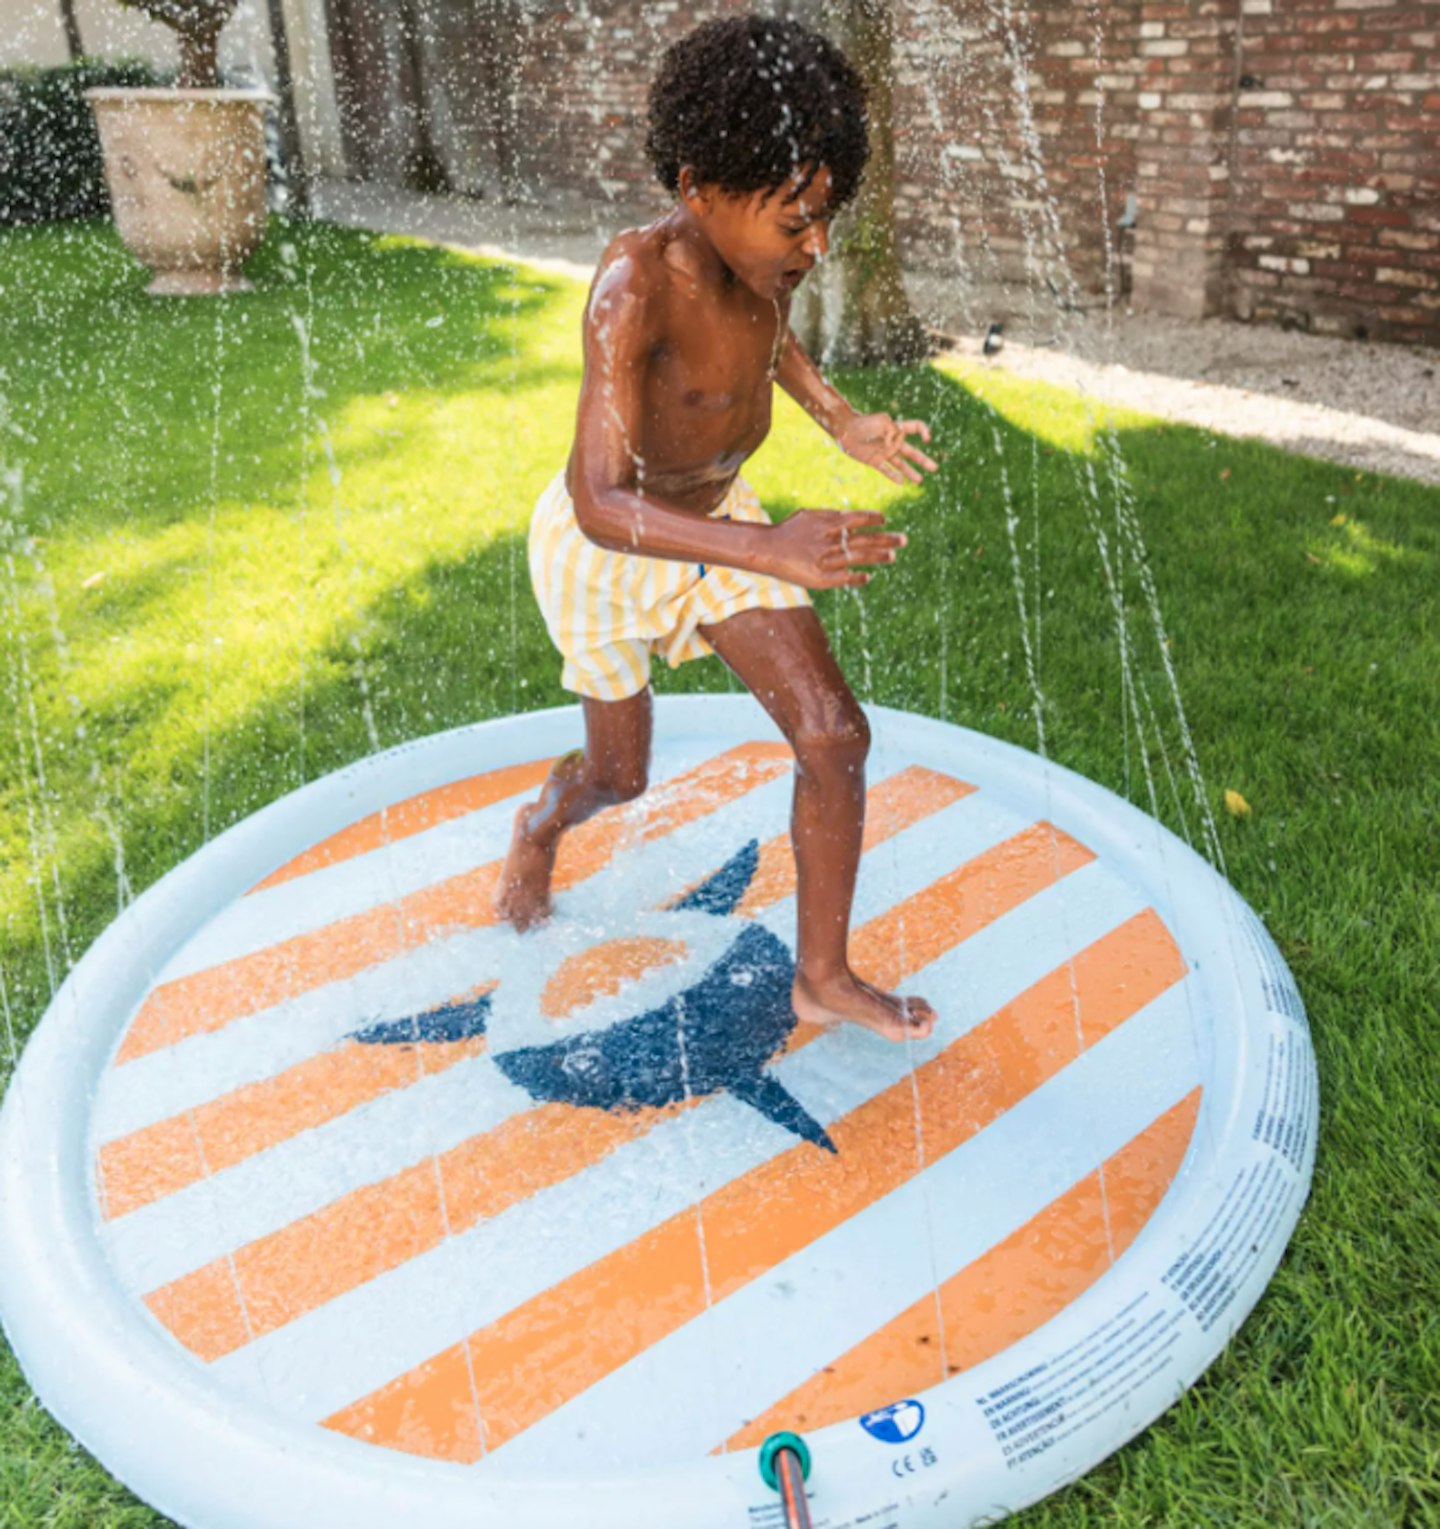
[348,840,835,1152]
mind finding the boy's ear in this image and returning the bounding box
[678,165,714,215]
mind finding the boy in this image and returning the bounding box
[495,14,940,1041]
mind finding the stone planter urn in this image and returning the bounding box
[85,87,272,295]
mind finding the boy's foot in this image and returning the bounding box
[791,968,937,1043]
[493,803,558,932]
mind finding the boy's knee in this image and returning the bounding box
[794,708,870,767]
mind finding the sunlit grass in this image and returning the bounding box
[1306,513,1417,578]
[1,215,1438,1528]
[934,353,1150,456]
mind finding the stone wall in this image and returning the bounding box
[889,0,1142,313]
[1227,0,1439,343]
[325,0,1439,344]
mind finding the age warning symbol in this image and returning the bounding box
[859,1399,926,1444]
[89,731,1202,1474]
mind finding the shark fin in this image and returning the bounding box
[669,839,760,918]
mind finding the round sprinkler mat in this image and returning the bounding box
[0,697,1317,1528]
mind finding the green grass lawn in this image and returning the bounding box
[0,215,1436,1527]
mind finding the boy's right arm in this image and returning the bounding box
[571,252,902,590]
[571,250,774,574]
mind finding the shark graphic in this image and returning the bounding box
[348,840,836,1152]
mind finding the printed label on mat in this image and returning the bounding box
[976,1291,1187,1469]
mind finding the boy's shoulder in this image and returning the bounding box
[580,226,666,337]
[588,221,714,321]
[589,227,655,304]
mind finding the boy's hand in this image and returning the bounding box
[836,412,938,486]
[766,509,908,590]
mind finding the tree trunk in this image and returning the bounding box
[58,0,85,61]
[264,0,311,214]
[177,25,222,89]
[395,0,452,194]
[780,0,930,369]
[487,0,525,203]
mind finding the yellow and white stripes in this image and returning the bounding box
[527,467,813,702]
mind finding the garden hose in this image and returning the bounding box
[758,1431,813,1529]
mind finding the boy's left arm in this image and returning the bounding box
[773,324,939,487]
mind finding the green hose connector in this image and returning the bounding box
[758,1430,811,1491]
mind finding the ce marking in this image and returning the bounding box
[891,1447,938,1478]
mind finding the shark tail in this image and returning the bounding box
[731,1073,837,1154]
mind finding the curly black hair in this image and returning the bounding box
[644,14,869,214]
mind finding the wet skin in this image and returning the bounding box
[495,161,941,1042]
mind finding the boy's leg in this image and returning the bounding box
[696,605,936,1041]
[493,687,653,931]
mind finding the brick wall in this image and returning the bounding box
[1128,0,1243,320]
[339,0,1439,345]
[1227,0,1440,343]
[890,0,1141,305]
[496,0,1144,303]
[507,1,688,210]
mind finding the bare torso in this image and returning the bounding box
[565,220,791,517]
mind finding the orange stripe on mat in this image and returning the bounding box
[116,744,796,1066]
[139,771,997,1358]
[98,983,495,1222]
[720,766,974,919]
[844,820,1091,995]
[319,908,1184,1461]
[103,765,967,1216]
[247,759,562,893]
[146,1102,691,1363]
[724,1086,1202,1448]
[777,819,1093,1059]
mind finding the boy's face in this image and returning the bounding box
[679,162,836,301]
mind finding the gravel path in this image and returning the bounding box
[913,295,1440,487]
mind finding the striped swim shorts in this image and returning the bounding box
[527,466,813,703]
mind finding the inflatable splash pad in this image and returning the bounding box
[0,698,1317,1528]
